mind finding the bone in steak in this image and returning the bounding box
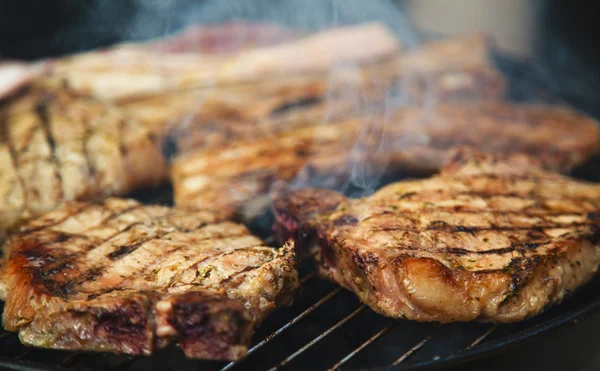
[171,102,600,219]
[272,150,600,323]
[0,197,297,359]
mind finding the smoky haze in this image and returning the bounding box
[120,0,418,46]
[128,0,420,199]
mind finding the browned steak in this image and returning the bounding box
[52,23,400,102]
[171,102,600,219]
[139,33,505,145]
[0,85,166,238]
[273,151,600,323]
[0,198,298,359]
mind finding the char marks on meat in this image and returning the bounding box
[172,102,600,219]
[0,198,298,359]
[273,151,600,323]
[0,85,166,238]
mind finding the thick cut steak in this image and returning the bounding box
[0,198,297,359]
[273,151,600,323]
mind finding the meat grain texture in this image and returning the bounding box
[273,151,600,323]
[0,198,297,359]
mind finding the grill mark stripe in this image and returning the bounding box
[373,222,591,233]
[35,98,64,202]
[18,203,91,234]
[80,105,98,192]
[364,209,593,220]
[380,240,554,256]
[37,205,173,281]
[167,244,267,287]
[77,237,262,294]
[21,202,142,236]
[390,190,600,205]
[1,105,28,218]
[117,227,251,288]
[450,173,554,182]
[65,215,215,291]
[455,191,599,203]
[219,252,276,286]
[174,246,274,288]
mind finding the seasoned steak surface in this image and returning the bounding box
[0,198,297,359]
[273,151,600,323]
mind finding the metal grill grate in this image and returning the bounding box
[1,55,600,371]
[0,183,599,371]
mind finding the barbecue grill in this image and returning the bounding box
[0,53,598,371]
[1,1,600,370]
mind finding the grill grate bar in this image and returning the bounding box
[60,354,82,367]
[115,356,140,371]
[268,305,367,371]
[0,332,14,341]
[298,271,317,285]
[13,349,37,361]
[467,326,497,349]
[221,287,342,371]
[327,322,397,371]
[391,329,441,366]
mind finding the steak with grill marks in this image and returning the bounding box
[171,102,600,220]
[273,151,600,323]
[0,85,166,239]
[0,198,297,359]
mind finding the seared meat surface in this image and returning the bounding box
[273,151,600,323]
[0,198,297,359]
[0,86,166,238]
[172,102,600,219]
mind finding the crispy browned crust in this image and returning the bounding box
[172,102,600,219]
[0,198,298,359]
[0,85,167,238]
[273,151,600,323]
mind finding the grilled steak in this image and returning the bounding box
[53,23,399,102]
[171,102,600,219]
[272,151,600,323]
[125,32,504,140]
[0,85,166,238]
[0,197,297,359]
